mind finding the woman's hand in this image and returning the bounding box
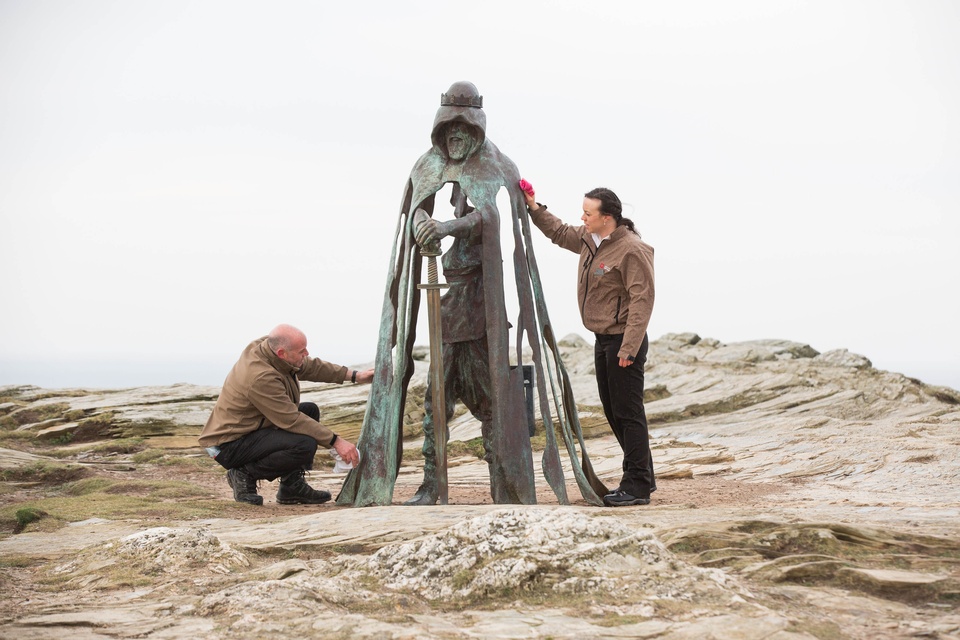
[519,178,537,209]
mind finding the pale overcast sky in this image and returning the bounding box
[1,0,958,390]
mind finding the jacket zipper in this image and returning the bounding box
[579,238,595,318]
[614,297,622,324]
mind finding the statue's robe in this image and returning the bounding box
[337,136,607,507]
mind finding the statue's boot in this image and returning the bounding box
[404,459,438,506]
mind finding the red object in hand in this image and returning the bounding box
[519,178,535,196]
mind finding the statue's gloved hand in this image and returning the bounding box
[412,208,431,230]
[415,217,447,249]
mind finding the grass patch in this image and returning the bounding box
[40,447,79,459]
[668,521,960,605]
[447,437,485,459]
[0,479,244,532]
[132,449,167,463]
[67,412,120,442]
[0,389,91,403]
[0,461,89,484]
[402,447,424,463]
[400,437,487,463]
[786,618,846,640]
[452,569,474,589]
[111,418,180,439]
[40,562,157,591]
[63,477,116,496]
[591,614,649,628]
[47,438,147,459]
[0,429,35,444]
[0,482,18,497]
[0,554,41,568]
[156,455,220,472]
[14,507,47,533]
[0,402,71,428]
[64,477,210,499]
[652,390,781,424]
[89,438,146,454]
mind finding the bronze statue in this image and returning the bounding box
[407,183,496,505]
[337,81,607,507]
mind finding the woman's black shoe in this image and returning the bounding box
[603,489,650,507]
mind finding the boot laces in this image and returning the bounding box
[283,469,307,486]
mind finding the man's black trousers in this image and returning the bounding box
[213,402,319,481]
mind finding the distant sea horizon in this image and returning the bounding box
[2,354,958,395]
[0,357,232,391]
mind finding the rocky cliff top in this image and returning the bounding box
[1,333,958,638]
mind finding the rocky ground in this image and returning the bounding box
[1,332,959,639]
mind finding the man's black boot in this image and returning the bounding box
[227,468,263,506]
[276,469,331,505]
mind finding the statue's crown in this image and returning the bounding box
[440,92,483,108]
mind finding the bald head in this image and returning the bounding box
[267,324,309,367]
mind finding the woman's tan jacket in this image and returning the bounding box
[529,205,655,361]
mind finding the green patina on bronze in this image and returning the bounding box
[337,81,606,507]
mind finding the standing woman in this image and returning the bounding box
[521,180,656,506]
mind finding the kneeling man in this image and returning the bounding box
[199,324,372,505]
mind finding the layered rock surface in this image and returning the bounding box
[1,333,959,639]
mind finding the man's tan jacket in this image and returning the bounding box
[198,337,347,448]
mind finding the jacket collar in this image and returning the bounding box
[586,224,631,253]
[258,338,300,375]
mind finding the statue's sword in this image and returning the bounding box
[418,243,449,504]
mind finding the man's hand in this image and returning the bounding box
[333,437,360,466]
[354,368,374,384]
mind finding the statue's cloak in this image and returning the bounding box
[338,118,606,507]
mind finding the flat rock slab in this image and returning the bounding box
[840,567,948,586]
[0,517,143,557]
[205,504,534,550]
[0,447,47,468]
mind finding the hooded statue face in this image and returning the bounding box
[430,81,487,161]
[443,120,481,162]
